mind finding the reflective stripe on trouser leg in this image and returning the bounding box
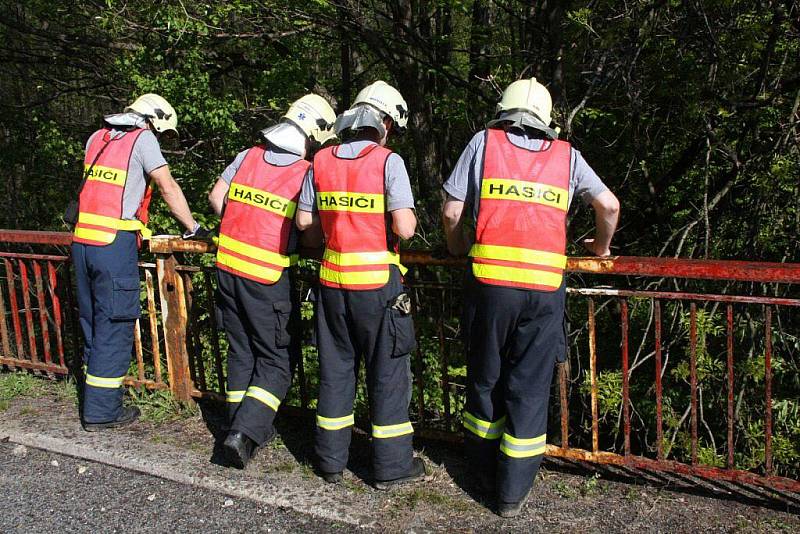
[314,284,358,475]
[76,231,139,424]
[219,269,293,445]
[496,282,565,504]
[463,411,506,440]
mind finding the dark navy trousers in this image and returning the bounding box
[71,231,141,424]
[462,272,566,504]
[314,267,416,481]
[216,269,297,446]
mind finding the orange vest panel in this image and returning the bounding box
[313,144,400,290]
[216,146,310,284]
[73,128,148,246]
[471,129,571,291]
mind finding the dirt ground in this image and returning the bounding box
[0,381,798,533]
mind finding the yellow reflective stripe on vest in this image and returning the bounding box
[76,213,151,239]
[323,249,401,267]
[73,226,117,244]
[245,386,281,412]
[85,373,125,389]
[316,413,355,430]
[472,263,563,289]
[217,234,292,267]
[228,182,297,218]
[481,178,568,211]
[316,191,385,213]
[470,244,566,269]
[372,421,413,439]
[85,164,128,186]
[217,250,283,283]
[499,433,547,458]
[462,412,506,440]
[319,265,390,287]
[226,390,245,403]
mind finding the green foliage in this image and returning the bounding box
[126,387,198,424]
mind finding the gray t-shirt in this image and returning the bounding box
[85,128,168,219]
[220,145,305,183]
[443,129,609,220]
[298,140,415,212]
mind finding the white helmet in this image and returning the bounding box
[336,80,408,136]
[125,93,178,134]
[282,94,337,145]
[495,78,552,126]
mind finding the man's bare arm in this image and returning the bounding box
[442,195,471,256]
[208,177,230,216]
[583,190,620,257]
[149,165,197,232]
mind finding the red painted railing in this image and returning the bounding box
[1,230,798,496]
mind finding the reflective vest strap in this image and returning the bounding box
[322,249,406,274]
[499,433,547,458]
[469,244,566,269]
[216,251,283,284]
[319,265,391,288]
[316,413,355,430]
[472,263,563,289]
[77,213,151,240]
[217,234,292,268]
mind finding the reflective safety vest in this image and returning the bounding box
[313,143,403,290]
[470,128,571,291]
[216,145,309,284]
[73,128,154,246]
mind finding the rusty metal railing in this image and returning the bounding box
[1,229,798,496]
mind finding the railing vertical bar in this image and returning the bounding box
[689,302,698,466]
[559,362,569,448]
[655,300,663,462]
[18,260,38,363]
[183,273,207,391]
[4,259,23,358]
[47,262,66,367]
[588,297,599,454]
[764,306,773,476]
[63,263,81,370]
[32,261,52,365]
[0,266,11,358]
[438,288,451,427]
[145,269,162,383]
[726,304,734,469]
[134,318,145,381]
[202,271,225,396]
[621,298,630,457]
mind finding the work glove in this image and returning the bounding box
[182,222,212,240]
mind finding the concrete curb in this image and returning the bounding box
[2,428,363,528]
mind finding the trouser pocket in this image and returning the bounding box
[387,293,416,357]
[110,277,141,321]
[273,300,292,348]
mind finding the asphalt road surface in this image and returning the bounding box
[0,442,350,533]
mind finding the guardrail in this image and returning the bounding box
[0,229,798,495]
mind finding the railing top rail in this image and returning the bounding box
[1,230,798,284]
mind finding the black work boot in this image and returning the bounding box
[82,406,140,432]
[374,457,427,490]
[223,431,257,469]
[496,486,533,518]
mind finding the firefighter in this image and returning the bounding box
[73,93,209,431]
[295,81,426,489]
[442,78,620,516]
[207,94,337,469]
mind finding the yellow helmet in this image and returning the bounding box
[125,93,178,134]
[352,81,409,132]
[495,78,552,127]
[283,94,337,145]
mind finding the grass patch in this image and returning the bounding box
[553,480,578,498]
[0,371,50,410]
[126,388,198,424]
[270,460,296,474]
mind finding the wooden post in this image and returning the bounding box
[155,248,193,402]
